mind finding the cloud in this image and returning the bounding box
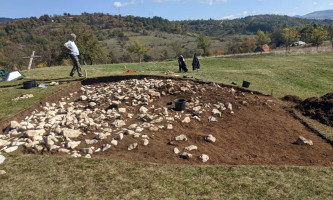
[313,1,318,5]
[221,10,249,20]
[114,0,136,7]
[203,0,228,6]
[330,2,333,6]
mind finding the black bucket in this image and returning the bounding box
[23,80,36,89]
[242,81,250,88]
[174,99,186,111]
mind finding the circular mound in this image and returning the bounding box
[296,93,333,127]
[1,78,333,166]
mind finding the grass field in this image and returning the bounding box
[0,53,332,199]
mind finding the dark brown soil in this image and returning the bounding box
[296,93,333,127]
[2,76,333,166]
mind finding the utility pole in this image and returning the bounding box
[22,51,41,71]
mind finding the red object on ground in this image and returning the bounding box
[123,70,137,74]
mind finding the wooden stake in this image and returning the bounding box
[271,89,274,97]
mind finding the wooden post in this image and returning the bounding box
[27,51,35,71]
[22,51,41,71]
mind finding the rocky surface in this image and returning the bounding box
[0,78,332,166]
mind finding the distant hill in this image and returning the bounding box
[301,10,333,20]
[0,17,14,23]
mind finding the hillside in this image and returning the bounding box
[0,13,333,68]
[0,17,14,23]
[301,10,333,20]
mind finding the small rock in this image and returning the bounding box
[79,95,88,101]
[296,136,313,146]
[174,147,180,154]
[128,143,138,151]
[143,139,149,146]
[62,129,82,138]
[118,108,126,113]
[185,145,198,151]
[114,133,124,140]
[175,134,187,141]
[58,148,70,153]
[81,148,93,154]
[208,116,218,122]
[102,144,111,151]
[89,102,97,108]
[200,154,209,162]
[205,134,216,143]
[180,152,192,159]
[139,106,148,114]
[225,102,232,110]
[182,117,191,123]
[166,124,173,130]
[24,129,46,138]
[66,141,81,149]
[110,139,118,146]
[0,155,5,164]
[212,109,221,117]
[4,146,18,153]
[0,170,6,175]
[85,154,91,159]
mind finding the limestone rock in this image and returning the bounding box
[0,170,6,175]
[143,139,149,146]
[139,106,148,114]
[185,145,198,151]
[81,148,93,154]
[180,152,192,159]
[62,129,82,138]
[88,102,97,108]
[66,141,81,149]
[0,155,5,164]
[79,95,88,101]
[199,154,209,162]
[128,143,138,151]
[111,139,118,146]
[166,124,173,130]
[175,134,187,141]
[58,148,70,154]
[212,109,221,117]
[10,121,21,130]
[182,117,191,123]
[174,147,180,154]
[24,129,46,138]
[102,144,111,151]
[205,134,216,143]
[4,146,18,153]
[114,133,124,140]
[112,120,126,128]
[225,102,232,110]
[0,139,10,147]
[296,136,313,146]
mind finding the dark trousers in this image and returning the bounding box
[69,54,82,76]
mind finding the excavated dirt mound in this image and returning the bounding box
[296,93,333,127]
[1,77,332,166]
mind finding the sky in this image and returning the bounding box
[0,0,333,20]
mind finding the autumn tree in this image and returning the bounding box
[309,27,327,50]
[197,33,211,56]
[327,25,333,49]
[127,40,148,62]
[256,30,271,47]
[281,27,300,53]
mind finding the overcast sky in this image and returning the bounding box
[0,0,332,20]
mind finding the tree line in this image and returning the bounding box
[0,13,333,68]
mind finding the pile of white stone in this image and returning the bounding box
[0,78,235,162]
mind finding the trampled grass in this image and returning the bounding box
[0,53,332,199]
[0,154,332,199]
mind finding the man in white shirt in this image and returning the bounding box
[64,33,83,77]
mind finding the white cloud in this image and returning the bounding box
[313,1,318,5]
[114,0,136,7]
[203,0,228,6]
[221,10,249,20]
[330,2,333,6]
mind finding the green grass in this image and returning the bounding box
[0,154,332,199]
[0,53,332,199]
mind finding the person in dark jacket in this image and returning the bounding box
[192,53,200,71]
[178,55,188,72]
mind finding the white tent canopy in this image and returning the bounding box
[2,71,23,81]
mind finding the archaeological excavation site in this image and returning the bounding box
[1,76,332,166]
